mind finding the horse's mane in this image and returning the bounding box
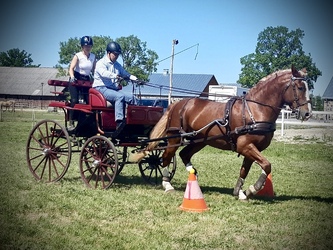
[247,69,291,96]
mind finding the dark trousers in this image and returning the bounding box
[68,72,90,122]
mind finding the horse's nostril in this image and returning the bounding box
[303,112,312,120]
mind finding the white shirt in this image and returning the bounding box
[93,55,130,90]
[74,51,95,76]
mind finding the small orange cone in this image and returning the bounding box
[179,173,209,212]
[256,173,274,198]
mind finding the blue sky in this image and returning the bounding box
[1,0,332,96]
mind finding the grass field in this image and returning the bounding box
[0,110,333,250]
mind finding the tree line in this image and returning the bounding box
[0,26,324,110]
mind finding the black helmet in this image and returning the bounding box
[106,42,122,54]
[80,36,93,46]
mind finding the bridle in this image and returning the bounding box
[283,76,311,110]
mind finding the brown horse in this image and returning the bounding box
[130,66,312,200]
[0,100,15,112]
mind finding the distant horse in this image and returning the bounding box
[130,66,312,200]
[0,100,15,112]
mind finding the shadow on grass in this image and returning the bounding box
[272,194,333,204]
[199,185,333,204]
[61,175,333,204]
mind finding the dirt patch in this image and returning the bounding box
[273,127,333,145]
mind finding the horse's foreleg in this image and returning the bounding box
[233,157,253,200]
[245,169,268,198]
[240,144,271,199]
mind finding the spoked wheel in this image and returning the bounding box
[26,119,71,182]
[138,150,176,185]
[79,135,118,189]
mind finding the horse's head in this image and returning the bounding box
[283,66,312,121]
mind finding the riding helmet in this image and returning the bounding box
[80,36,93,46]
[106,42,122,55]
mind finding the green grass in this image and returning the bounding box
[0,111,333,249]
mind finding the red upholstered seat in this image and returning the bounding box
[89,88,113,108]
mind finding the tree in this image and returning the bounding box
[0,48,40,67]
[57,35,159,81]
[238,26,321,90]
[311,94,324,111]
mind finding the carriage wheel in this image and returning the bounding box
[116,146,127,175]
[26,119,71,182]
[79,135,118,189]
[138,150,176,185]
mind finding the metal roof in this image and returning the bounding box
[322,76,333,99]
[122,73,218,97]
[0,67,218,98]
[0,67,68,97]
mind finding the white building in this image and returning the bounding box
[208,84,249,102]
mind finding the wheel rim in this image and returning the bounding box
[79,136,118,189]
[138,150,176,185]
[26,119,71,182]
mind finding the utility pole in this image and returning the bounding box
[41,82,44,109]
[168,39,178,105]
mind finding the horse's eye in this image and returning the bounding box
[298,86,305,91]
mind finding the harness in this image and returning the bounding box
[284,76,311,110]
[142,73,309,153]
[162,97,276,152]
[222,97,276,151]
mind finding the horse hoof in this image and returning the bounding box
[165,187,175,193]
[238,190,248,201]
[162,181,175,193]
[245,185,257,198]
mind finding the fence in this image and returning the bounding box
[277,110,333,136]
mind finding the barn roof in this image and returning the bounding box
[0,67,218,98]
[322,76,333,99]
[0,67,68,97]
[122,73,218,97]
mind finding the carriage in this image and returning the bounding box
[26,66,312,200]
[26,79,176,189]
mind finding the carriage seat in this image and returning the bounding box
[89,88,113,108]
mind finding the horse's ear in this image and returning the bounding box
[301,68,307,74]
[291,65,299,77]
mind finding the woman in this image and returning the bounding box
[68,36,96,129]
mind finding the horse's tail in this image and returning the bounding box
[129,107,170,163]
[147,108,169,150]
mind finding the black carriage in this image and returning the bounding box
[26,79,176,189]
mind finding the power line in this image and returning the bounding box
[156,43,199,64]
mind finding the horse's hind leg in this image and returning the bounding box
[179,142,206,174]
[161,138,181,192]
[161,141,205,192]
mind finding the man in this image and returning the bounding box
[93,41,138,130]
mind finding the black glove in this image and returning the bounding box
[69,77,77,83]
[135,80,146,85]
[117,75,129,81]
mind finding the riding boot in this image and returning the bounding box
[68,120,75,131]
[116,119,126,130]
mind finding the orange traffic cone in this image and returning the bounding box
[256,173,274,198]
[179,173,209,212]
